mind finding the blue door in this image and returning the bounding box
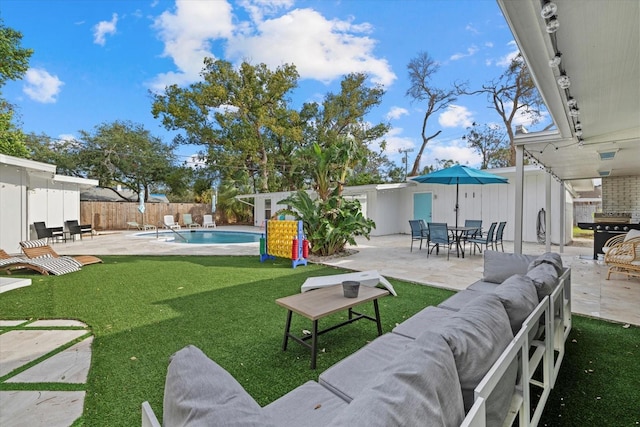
[413,193,432,223]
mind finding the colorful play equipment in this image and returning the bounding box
[259,220,308,268]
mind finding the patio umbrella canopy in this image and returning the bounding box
[411,165,508,227]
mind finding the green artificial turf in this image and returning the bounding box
[0,256,638,426]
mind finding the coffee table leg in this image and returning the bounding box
[282,310,293,351]
[373,299,383,336]
[310,319,318,370]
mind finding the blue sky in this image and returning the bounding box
[2,0,549,170]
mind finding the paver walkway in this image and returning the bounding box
[0,319,92,427]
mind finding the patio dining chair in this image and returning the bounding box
[461,219,482,249]
[409,219,429,252]
[426,222,453,260]
[467,222,497,255]
[493,221,507,252]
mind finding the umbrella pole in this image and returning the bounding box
[455,180,459,228]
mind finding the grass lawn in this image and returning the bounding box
[0,256,638,426]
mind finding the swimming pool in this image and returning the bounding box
[141,230,262,244]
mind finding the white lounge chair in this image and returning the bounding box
[202,214,216,228]
[163,215,181,230]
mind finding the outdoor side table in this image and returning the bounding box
[275,285,389,369]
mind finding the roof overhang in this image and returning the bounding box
[497,0,640,181]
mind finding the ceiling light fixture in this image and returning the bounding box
[545,17,560,33]
[557,74,571,89]
[541,2,558,19]
[569,107,580,117]
[575,122,582,131]
[548,52,562,67]
[567,98,578,109]
[575,129,583,138]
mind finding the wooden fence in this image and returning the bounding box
[80,202,213,230]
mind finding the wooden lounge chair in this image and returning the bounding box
[604,237,640,280]
[20,239,103,266]
[0,249,81,276]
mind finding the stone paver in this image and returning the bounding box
[0,391,85,427]
[0,329,87,377]
[7,337,93,383]
[0,320,27,327]
[27,320,88,327]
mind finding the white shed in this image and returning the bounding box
[0,154,98,253]
[237,165,574,244]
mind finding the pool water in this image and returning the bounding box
[153,230,262,244]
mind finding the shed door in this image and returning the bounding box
[413,193,432,223]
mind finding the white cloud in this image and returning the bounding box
[226,8,396,86]
[423,139,482,168]
[450,45,478,61]
[385,106,409,121]
[465,24,479,35]
[150,1,396,90]
[23,68,64,103]
[150,0,234,90]
[438,104,474,128]
[93,13,118,46]
[378,127,416,155]
[496,40,519,67]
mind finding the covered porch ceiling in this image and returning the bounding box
[497,0,639,181]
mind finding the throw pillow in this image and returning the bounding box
[163,345,275,427]
[328,333,465,427]
[528,252,563,276]
[483,250,537,283]
[526,263,558,301]
[494,274,539,334]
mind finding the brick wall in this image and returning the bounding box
[602,176,640,223]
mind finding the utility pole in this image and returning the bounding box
[398,148,414,180]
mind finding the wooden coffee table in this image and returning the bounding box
[275,284,389,369]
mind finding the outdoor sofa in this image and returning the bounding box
[142,250,571,427]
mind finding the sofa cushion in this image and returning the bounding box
[483,250,537,283]
[466,280,500,293]
[163,345,275,427]
[327,333,465,427]
[493,274,539,335]
[526,263,558,301]
[528,252,563,276]
[264,380,348,427]
[319,333,414,402]
[416,294,516,426]
[437,289,484,312]
[392,306,454,339]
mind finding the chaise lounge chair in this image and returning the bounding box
[163,215,181,230]
[127,221,156,230]
[202,214,216,228]
[20,239,103,266]
[182,213,200,228]
[0,249,82,276]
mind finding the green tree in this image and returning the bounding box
[405,52,459,176]
[301,73,389,198]
[152,59,300,193]
[75,121,180,201]
[462,123,510,168]
[0,19,34,157]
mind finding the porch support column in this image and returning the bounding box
[545,172,552,252]
[559,180,566,253]
[514,144,524,254]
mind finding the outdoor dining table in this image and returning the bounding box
[447,226,481,258]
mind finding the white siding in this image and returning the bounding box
[0,165,29,252]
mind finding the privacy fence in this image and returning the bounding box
[80,202,212,231]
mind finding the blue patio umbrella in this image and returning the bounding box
[411,165,508,227]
